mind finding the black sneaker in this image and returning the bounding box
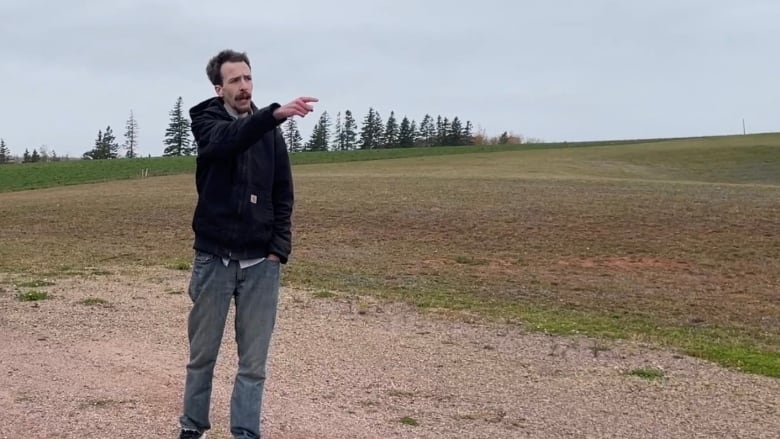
[179,429,204,439]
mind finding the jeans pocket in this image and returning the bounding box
[194,251,216,265]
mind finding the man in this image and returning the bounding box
[178,49,317,439]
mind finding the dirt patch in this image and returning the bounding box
[1,268,778,438]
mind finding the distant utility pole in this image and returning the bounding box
[742,118,746,135]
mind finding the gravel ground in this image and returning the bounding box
[0,268,778,438]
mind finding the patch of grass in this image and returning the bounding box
[79,297,109,306]
[17,279,55,288]
[312,290,337,299]
[17,290,49,302]
[399,416,419,426]
[628,367,666,381]
[168,259,192,271]
[0,156,197,193]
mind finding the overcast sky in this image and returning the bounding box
[1,0,778,157]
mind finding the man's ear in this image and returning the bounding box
[215,85,223,97]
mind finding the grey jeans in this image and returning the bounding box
[179,251,281,439]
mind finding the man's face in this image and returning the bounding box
[216,61,252,114]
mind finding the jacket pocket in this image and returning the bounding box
[246,190,274,244]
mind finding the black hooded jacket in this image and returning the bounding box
[188,97,294,263]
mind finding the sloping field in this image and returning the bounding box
[1,135,778,376]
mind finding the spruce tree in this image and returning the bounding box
[0,139,9,164]
[332,111,346,151]
[343,110,358,150]
[124,110,139,158]
[398,116,414,147]
[305,111,330,151]
[163,97,193,156]
[419,114,435,147]
[283,118,303,153]
[359,108,378,150]
[449,117,463,146]
[463,121,474,145]
[102,125,119,159]
[383,111,399,148]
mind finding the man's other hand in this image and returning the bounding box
[273,97,318,120]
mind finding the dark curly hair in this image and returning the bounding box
[206,50,251,86]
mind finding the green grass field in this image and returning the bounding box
[1,133,778,377]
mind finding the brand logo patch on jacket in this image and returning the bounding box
[250,194,258,204]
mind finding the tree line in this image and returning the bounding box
[0,97,528,163]
[83,97,192,160]
[283,109,480,153]
[0,138,64,164]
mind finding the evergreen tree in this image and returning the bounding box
[372,110,384,148]
[283,118,303,153]
[102,125,119,159]
[163,97,193,156]
[398,116,414,147]
[0,138,9,164]
[359,108,380,150]
[332,111,346,151]
[84,130,102,159]
[419,114,435,146]
[31,148,40,162]
[463,121,474,145]
[22,149,31,163]
[449,117,464,146]
[437,117,451,146]
[383,111,399,148]
[343,110,358,150]
[124,110,139,158]
[305,111,330,152]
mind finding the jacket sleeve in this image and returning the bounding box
[268,127,295,263]
[192,103,283,160]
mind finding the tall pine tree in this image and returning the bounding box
[305,111,330,151]
[383,111,399,148]
[359,108,379,150]
[449,117,463,146]
[0,138,9,164]
[343,110,358,150]
[84,130,102,159]
[332,111,346,151]
[283,118,303,153]
[398,116,414,147]
[163,97,193,156]
[419,114,435,147]
[102,125,119,159]
[124,110,139,158]
[463,121,474,145]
